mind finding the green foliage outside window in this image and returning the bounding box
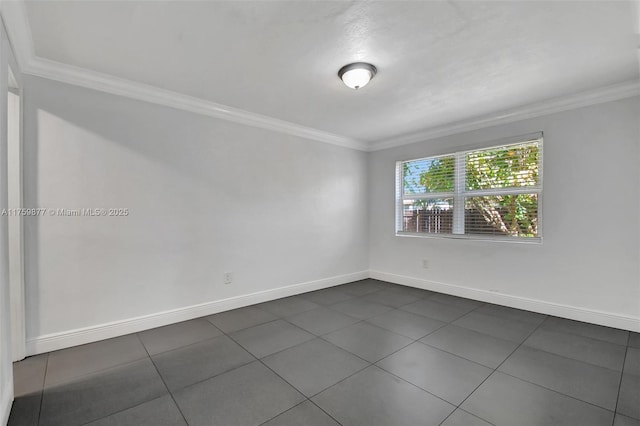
[403,142,540,237]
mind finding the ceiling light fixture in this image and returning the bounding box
[338,62,377,90]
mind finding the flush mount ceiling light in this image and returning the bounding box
[338,62,377,90]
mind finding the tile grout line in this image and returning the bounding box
[255,400,309,426]
[20,282,630,426]
[530,323,630,349]
[541,316,630,346]
[306,399,346,426]
[77,395,176,426]
[315,290,466,341]
[133,333,191,426]
[134,308,358,399]
[611,332,630,426]
[515,342,627,374]
[474,319,629,415]
[36,353,50,426]
[269,292,431,361]
[436,316,617,420]
[141,331,225,358]
[440,307,546,424]
[311,300,495,422]
[155,354,260,400]
[40,353,151,390]
[271,295,452,405]
[370,309,452,342]
[217,285,422,426]
[139,320,269,400]
[495,369,621,415]
[35,338,152,393]
[358,301,500,426]
[368,362,463,416]
[224,329,348,426]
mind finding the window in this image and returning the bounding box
[396,134,542,241]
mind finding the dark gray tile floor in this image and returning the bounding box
[8,279,640,426]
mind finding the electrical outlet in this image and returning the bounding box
[223,272,233,285]
[422,259,429,269]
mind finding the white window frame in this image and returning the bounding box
[396,133,543,243]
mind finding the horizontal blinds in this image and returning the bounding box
[397,137,542,239]
[402,155,455,196]
[464,194,539,237]
[465,140,541,191]
[400,198,454,234]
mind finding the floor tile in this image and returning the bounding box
[8,354,48,426]
[524,328,626,371]
[262,401,340,426]
[429,293,485,310]
[441,409,493,426]
[400,299,472,323]
[624,347,640,376]
[138,319,222,356]
[617,373,640,420]
[377,342,492,405]
[475,304,546,325]
[40,358,167,426]
[329,298,392,320]
[366,309,445,339]
[173,361,304,426]
[461,372,614,426]
[152,335,255,391]
[615,414,640,426]
[229,319,314,358]
[362,289,421,308]
[453,311,538,343]
[45,334,148,387]
[337,280,387,296]
[8,395,41,426]
[323,322,412,362]
[299,288,353,305]
[541,317,628,345]
[263,338,368,397]
[13,354,48,398]
[17,280,636,426]
[498,346,621,410]
[629,332,640,348]
[206,306,277,333]
[258,296,320,317]
[84,395,187,426]
[286,307,359,336]
[421,324,518,368]
[312,366,455,426]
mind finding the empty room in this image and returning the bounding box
[0,1,639,425]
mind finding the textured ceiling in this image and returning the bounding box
[24,1,640,144]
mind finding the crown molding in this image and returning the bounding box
[2,0,639,154]
[370,79,640,151]
[0,0,369,151]
[25,56,369,151]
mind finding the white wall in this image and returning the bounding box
[0,17,14,426]
[369,96,640,331]
[18,72,640,360]
[23,75,369,354]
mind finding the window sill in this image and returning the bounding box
[395,231,542,244]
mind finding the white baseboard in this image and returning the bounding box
[26,270,369,355]
[26,268,638,356]
[1,379,13,426]
[370,270,640,332]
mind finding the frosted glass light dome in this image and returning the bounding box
[338,63,377,90]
